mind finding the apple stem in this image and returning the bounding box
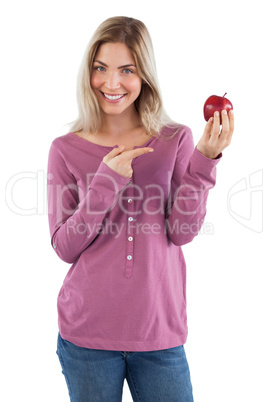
[223,92,227,97]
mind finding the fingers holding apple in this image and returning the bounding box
[203,93,233,124]
[210,110,221,139]
[197,109,234,159]
[214,108,234,145]
[225,108,234,144]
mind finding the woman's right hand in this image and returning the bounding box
[102,145,154,178]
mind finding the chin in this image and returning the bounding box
[100,102,136,116]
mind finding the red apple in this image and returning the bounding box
[203,93,233,124]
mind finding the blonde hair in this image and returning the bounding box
[67,16,180,139]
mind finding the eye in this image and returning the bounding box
[94,66,106,72]
[122,68,133,74]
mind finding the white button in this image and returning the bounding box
[53,243,57,249]
[128,236,133,241]
[128,217,133,221]
[127,255,132,260]
[128,199,133,203]
[128,181,132,186]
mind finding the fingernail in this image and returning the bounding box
[215,111,219,117]
[148,148,154,152]
[222,109,227,115]
[229,109,234,115]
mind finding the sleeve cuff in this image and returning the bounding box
[193,147,222,167]
[89,161,130,196]
[186,147,221,185]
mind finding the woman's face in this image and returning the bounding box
[90,42,142,117]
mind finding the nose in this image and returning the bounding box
[105,72,120,90]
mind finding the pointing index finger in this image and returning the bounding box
[125,147,154,161]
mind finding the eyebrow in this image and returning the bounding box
[93,60,136,69]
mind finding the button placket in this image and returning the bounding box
[125,179,135,279]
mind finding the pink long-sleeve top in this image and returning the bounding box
[47,124,221,351]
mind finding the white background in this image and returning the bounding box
[1,0,267,401]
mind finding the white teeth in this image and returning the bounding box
[103,93,124,100]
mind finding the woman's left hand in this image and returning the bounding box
[196,109,234,159]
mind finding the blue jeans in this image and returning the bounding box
[56,332,194,402]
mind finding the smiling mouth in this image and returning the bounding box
[100,91,127,101]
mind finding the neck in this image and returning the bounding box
[100,107,143,137]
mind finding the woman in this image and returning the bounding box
[47,16,234,402]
